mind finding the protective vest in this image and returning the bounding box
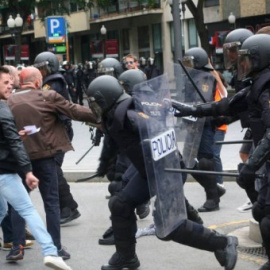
[247,70,270,145]
[105,98,148,178]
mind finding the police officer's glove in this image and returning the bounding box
[169,99,195,117]
[238,163,256,189]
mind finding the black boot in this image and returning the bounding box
[193,173,220,212]
[99,226,115,245]
[192,158,220,212]
[101,252,140,270]
[198,199,220,212]
[215,235,238,270]
[170,220,238,270]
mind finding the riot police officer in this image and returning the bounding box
[34,52,81,225]
[181,47,225,212]
[223,28,257,211]
[62,61,77,103]
[172,34,270,270]
[75,63,85,105]
[86,74,238,270]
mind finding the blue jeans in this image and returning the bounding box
[198,123,215,157]
[213,130,226,184]
[32,157,61,250]
[0,173,57,256]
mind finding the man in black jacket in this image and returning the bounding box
[0,66,72,270]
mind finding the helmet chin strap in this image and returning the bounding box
[116,92,131,104]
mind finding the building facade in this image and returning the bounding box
[0,0,270,73]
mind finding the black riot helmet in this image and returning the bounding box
[118,69,147,95]
[62,60,71,69]
[182,47,213,71]
[87,75,130,117]
[237,34,270,80]
[33,51,60,74]
[97,57,123,78]
[223,28,254,70]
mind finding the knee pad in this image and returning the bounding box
[109,193,134,217]
[198,157,215,171]
[108,181,122,196]
[252,202,265,222]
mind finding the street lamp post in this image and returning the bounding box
[100,25,107,60]
[228,12,236,29]
[168,0,187,63]
[7,14,23,66]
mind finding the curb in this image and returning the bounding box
[63,170,238,183]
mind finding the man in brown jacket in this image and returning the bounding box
[7,66,99,261]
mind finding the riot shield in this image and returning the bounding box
[133,74,187,238]
[166,63,216,168]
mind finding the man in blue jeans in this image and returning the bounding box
[7,66,99,261]
[0,66,72,270]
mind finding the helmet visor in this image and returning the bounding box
[96,67,114,77]
[237,49,252,80]
[182,56,194,68]
[87,97,103,122]
[33,61,49,69]
[223,41,241,70]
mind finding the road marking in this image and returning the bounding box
[238,253,267,265]
[207,219,249,229]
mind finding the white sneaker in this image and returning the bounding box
[136,224,156,238]
[44,256,72,270]
[237,199,252,213]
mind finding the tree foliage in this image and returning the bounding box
[0,0,94,22]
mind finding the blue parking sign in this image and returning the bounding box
[46,16,66,44]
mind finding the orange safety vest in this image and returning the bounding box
[214,88,228,132]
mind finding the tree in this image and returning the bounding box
[0,0,94,23]
[185,0,210,54]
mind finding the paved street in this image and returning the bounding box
[0,181,265,270]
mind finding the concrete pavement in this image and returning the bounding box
[0,181,265,270]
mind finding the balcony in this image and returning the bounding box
[90,0,161,21]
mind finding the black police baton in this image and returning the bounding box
[178,59,207,103]
[75,144,95,165]
[164,168,264,179]
[75,173,99,183]
[215,140,253,145]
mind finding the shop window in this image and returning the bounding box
[204,0,219,7]
[188,19,198,48]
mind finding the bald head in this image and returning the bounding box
[20,67,43,90]
[256,26,270,35]
[3,65,20,89]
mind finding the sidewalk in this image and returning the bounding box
[62,119,244,182]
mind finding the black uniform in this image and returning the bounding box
[75,68,85,105]
[100,96,237,270]
[63,68,77,103]
[42,73,79,218]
